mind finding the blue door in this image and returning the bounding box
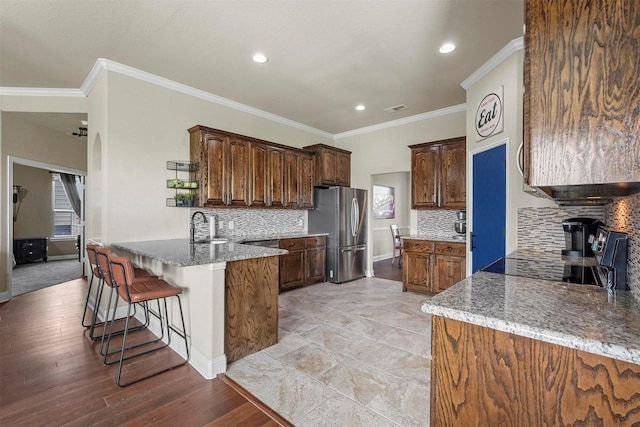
[472,144,506,271]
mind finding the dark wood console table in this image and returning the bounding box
[14,238,48,264]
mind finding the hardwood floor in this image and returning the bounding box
[373,258,403,282]
[0,278,292,426]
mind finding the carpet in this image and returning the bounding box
[12,259,83,296]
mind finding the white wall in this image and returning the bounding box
[0,108,87,295]
[465,44,555,272]
[87,71,333,247]
[371,172,410,260]
[335,109,467,273]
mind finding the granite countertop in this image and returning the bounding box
[112,232,328,267]
[112,238,287,267]
[402,234,467,244]
[234,232,328,243]
[421,271,640,365]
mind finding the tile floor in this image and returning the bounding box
[226,277,433,426]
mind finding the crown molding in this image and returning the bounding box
[460,37,524,90]
[2,58,467,140]
[0,87,84,97]
[81,59,333,139]
[334,103,467,140]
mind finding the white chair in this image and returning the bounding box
[390,225,403,266]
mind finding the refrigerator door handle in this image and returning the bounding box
[351,198,358,238]
[340,246,366,253]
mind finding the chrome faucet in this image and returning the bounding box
[190,211,208,243]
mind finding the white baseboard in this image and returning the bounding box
[373,253,393,262]
[0,291,10,303]
[47,254,79,261]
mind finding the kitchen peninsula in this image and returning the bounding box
[422,272,640,426]
[111,238,286,378]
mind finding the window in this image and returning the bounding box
[52,173,82,238]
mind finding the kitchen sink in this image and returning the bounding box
[192,238,229,244]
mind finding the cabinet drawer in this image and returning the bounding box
[306,235,326,248]
[279,238,306,251]
[434,242,466,256]
[403,239,434,254]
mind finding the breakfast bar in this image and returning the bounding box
[111,238,286,379]
[422,272,640,426]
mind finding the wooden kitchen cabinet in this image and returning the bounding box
[303,144,351,187]
[305,236,326,284]
[227,137,250,206]
[433,242,466,293]
[189,125,315,209]
[409,137,466,209]
[267,146,286,208]
[225,256,279,363]
[524,0,640,194]
[402,238,465,294]
[279,236,326,292]
[431,316,640,426]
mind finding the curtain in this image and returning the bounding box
[60,173,81,218]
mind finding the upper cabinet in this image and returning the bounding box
[189,125,315,209]
[410,137,466,209]
[524,0,640,198]
[303,144,351,187]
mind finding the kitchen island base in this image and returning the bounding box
[431,316,640,426]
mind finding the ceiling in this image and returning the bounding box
[0,0,524,135]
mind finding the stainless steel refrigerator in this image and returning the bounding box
[308,187,367,283]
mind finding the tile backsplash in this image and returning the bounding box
[189,207,306,240]
[417,210,460,236]
[517,206,605,252]
[605,193,640,303]
[517,201,639,305]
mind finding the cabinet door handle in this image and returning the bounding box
[447,246,453,251]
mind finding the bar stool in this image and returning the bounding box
[105,253,189,387]
[82,244,102,327]
[88,247,157,342]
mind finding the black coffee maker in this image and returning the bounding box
[561,217,603,258]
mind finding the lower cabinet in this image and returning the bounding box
[225,256,279,363]
[431,316,640,426]
[13,238,48,264]
[279,236,326,292]
[403,239,465,294]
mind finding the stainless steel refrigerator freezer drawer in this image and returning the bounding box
[327,245,366,284]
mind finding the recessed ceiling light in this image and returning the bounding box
[439,43,456,54]
[252,53,268,63]
[355,105,366,111]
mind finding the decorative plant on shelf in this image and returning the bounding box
[175,192,196,207]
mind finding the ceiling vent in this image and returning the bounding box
[384,104,408,113]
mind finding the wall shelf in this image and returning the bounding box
[166,160,199,207]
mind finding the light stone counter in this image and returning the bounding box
[403,233,467,244]
[111,238,287,266]
[422,271,640,364]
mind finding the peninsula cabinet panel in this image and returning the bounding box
[410,137,466,209]
[225,256,279,363]
[303,144,351,187]
[524,0,640,188]
[431,316,640,426]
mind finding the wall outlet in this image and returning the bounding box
[219,221,225,230]
[228,220,234,230]
[298,218,303,226]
